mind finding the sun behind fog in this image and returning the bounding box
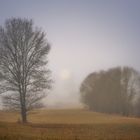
[60,69,71,80]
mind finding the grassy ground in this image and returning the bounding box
[0,109,140,140]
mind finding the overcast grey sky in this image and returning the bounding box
[0,0,140,107]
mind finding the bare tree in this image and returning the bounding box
[0,18,52,123]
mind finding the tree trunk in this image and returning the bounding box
[20,89,27,123]
[21,105,27,123]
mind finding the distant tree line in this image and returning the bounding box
[80,67,140,117]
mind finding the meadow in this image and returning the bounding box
[0,109,140,140]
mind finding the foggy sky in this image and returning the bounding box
[0,0,140,108]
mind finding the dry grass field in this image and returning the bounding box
[0,109,140,140]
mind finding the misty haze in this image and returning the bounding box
[0,0,140,140]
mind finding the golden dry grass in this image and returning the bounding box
[0,109,140,140]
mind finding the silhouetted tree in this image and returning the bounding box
[80,67,140,116]
[0,18,52,123]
